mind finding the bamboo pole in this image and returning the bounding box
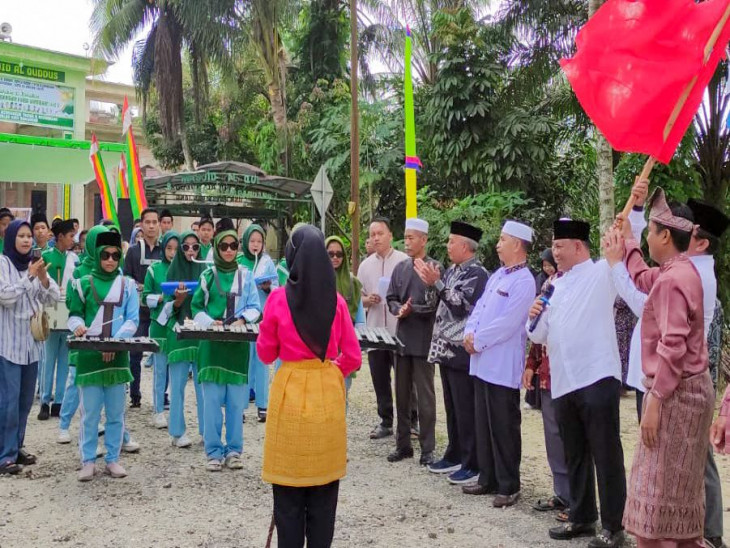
[349,0,361,273]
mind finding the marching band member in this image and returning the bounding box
[67,231,139,481]
[165,230,206,448]
[191,227,260,471]
[0,220,60,475]
[237,224,279,423]
[257,225,361,548]
[38,219,78,420]
[142,230,179,429]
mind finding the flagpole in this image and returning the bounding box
[349,0,361,273]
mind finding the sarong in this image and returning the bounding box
[624,370,714,540]
[262,359,346,487]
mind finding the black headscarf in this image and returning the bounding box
[3,220,32,272]
[285,224,337,361]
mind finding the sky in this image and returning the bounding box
[3,0,138,84]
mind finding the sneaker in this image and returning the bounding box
[105,462,127,478]
[152,413,167,429]
[427,459,461,474]
[206,459,222,472]
[122,439,140,453]
[77,463,95,482]
[587,529,625,548]
[447,468,479,485]
[257,408,267,423]
[369,425,393,439]
[37,403,50,421]
[171,435,192,448]
[225,453,244,469]
[57,429,72,444]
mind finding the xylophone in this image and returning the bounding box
[176,324,403,352]
[67,337,160,353]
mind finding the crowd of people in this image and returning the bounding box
[0,172,728,548]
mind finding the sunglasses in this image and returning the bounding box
[328,251,344,259]
[217,241,239,252]
[100,251,121,261]
[182,243,200,252]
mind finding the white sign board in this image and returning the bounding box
[311,165,333,232]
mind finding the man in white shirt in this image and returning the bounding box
[357,218,408,439]
[462,221,535,507]
[527,219,626,548]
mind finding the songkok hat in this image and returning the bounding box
[51,219,75,237]
[687,198,729,239]
[96,231,122,249]
[553,219,590,241]
[30,213,49,229]
[502,220,533,243]
[648,187,694,233]
[450,221,482,243]
[405,218,429,234]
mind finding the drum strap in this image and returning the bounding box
[90,277,126,338]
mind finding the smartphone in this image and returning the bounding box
[31,248,42,263]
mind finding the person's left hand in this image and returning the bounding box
[464,333,476,354]
[230,318,246,327]
[414,259,440,286]
[397,298,413,319]
[641,392,661,448]
[601,229,624,267]
[710,415,727,453]
[102,352,115,363]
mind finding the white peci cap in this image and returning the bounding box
[502,220,533,243]
[405,218,429,234]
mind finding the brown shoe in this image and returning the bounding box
[462,484,497,496]
[493,492,520,508]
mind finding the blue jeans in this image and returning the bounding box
[246,346,271,410]
[152,352,168,414]
[41,331,69,405]
[0,357,38,466]
[59,366,79,430]
[169,361,204,438]
[201,382,245,460]
[78,384,126,464]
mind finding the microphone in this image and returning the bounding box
[528,284,555,333]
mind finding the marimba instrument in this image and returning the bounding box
[176,324,403,352]
[67,337,159,352]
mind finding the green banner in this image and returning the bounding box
[0,61,65,83]
[0,74,75,130]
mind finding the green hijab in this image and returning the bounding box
[239,224,265,270]
[81,225,108,272]
[159,230,180,265]
[325,235,362,321]
[91,231,124,302]
[213,230,239,273]
[167,231,206,324]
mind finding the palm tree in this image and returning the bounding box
[91,0,240,169]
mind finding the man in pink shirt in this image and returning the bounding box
[607,189,713,548]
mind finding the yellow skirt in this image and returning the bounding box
[262,359,347,487]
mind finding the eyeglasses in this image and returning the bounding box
[182,243,200,252]
[217,241,239,252]
[328,251,344,259]
[100,251,121,261]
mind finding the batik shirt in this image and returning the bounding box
[427,257,489,368]
[708,299,724,389]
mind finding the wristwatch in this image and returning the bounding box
[434,280,445,292]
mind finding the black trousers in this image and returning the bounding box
[554,377,626,532]
[440,364,477,470]
[395,356,435,453]
[368,350,394,428]
[129,316,150,404]
[273,481,339,548]
[474,379,521,495]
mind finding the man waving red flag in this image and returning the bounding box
[561,0,730,164]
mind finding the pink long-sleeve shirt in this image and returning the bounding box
[256,288,362,378]
[625,240,707,400]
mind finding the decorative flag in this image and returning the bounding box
[117,153,130,199]
[122,96,148,219]
[561,0,730,164]
[404,26,420,219]
[89,133,119,225]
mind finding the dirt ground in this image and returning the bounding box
[3,362,730,548]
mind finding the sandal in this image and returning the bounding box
[556,509,570,523]
[533,496,568,512]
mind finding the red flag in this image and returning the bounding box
[561,0,730,164]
